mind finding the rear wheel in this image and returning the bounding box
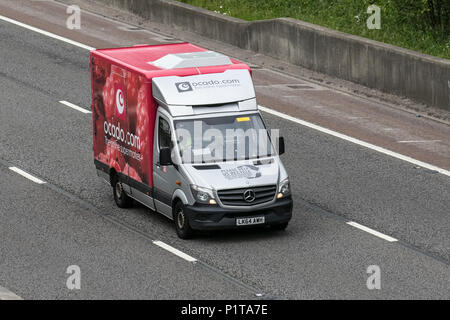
[173,201,194,239]
[112,174,132,208]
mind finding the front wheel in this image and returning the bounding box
[112,174,132,208]
[173,201,194,239]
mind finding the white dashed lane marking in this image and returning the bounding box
[153,241,198,263]
[0,14,95,51]
[347,221,398,242]
[259,105,450,177]
[0,286,23,300]
[9,167,46,184]
[59,101,91,114]
[1,11,447,257]
[2,14,448,178]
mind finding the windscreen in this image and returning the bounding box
[174,113,276,164]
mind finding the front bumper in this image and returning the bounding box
[185,196,293,230]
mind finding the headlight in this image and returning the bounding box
[190,185,216,204]
[277,178,290,199]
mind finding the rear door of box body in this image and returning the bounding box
[125,72,156,209]
[92,62,131,189]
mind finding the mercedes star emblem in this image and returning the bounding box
[243,189,256,203]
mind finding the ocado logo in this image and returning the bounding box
[116,89,125,114]
[175,82,193,93]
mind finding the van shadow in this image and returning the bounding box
[197,226,290,243]
[130,200,294,243]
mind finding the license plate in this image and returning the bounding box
[236,216,265,226]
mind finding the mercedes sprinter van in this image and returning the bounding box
[91,43,292,239]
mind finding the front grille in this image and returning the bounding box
[217,185,277,206]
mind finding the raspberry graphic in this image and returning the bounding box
[92,57,110,83]
[105,142,125,172]
[97,152,108,164]
[127,71,140,108]
[132,82,151,182]
[102,74,116,119]
[92,99,106,153]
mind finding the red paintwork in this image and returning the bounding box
[90,43,251,187]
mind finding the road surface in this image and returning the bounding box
[0,0,448,299]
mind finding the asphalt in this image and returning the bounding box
[0,3,449,299]
[0,164,254,299]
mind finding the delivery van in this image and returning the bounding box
[91,43,292,239]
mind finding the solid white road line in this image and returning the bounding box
[153,241,197,263]
[59,101,91,114]
[346,221,398,242]
[259,105,450,177]
[2,14,449,178]
[0,286,23,300]
[0,14,95,51]
[9,167,46,184]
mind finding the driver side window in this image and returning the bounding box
[158,117,172,150]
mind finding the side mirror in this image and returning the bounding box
[278,136,285,155]
[160,147,173,166]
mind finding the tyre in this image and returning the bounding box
[270,222,289,231]
[112,174,132,208]
[173,201,194,239]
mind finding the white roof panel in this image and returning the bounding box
[149,51,232,69]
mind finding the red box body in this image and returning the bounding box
[90,43,251,187]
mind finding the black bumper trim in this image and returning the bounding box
[185,197,293,230]
[94,159,110,174]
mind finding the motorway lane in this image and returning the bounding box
[254,73,450,169]
[0,19,449,299]
[0,0,448,262]
[55,0,450,169]
[0,5,449,262]
[2,0,449,167]
[0,164,256,299]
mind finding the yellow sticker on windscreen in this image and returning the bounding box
[236,117,250,122]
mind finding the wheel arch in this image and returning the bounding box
[172,189,189,208]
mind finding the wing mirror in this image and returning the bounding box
[160,147,173,166]
[278,136,285,155]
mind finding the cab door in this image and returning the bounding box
[153,111,177,219]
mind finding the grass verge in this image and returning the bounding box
[177,0,450,60]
